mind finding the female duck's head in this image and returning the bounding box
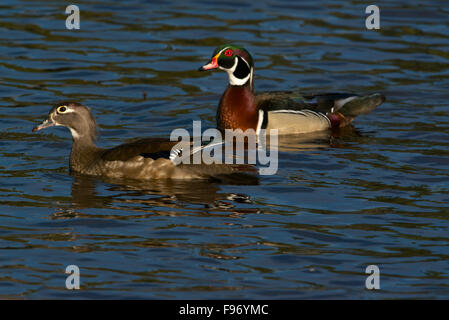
[33,102,97,143]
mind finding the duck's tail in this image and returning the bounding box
[335,93,385,117]
[326,93,385,128]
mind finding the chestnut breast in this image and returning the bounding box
[217,85,259,131]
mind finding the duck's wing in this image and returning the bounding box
[101,138,229,165]
[255,91,307,112]
[255,91,385,117]
[101,137,257,183]
[101,138,178,162]
[169,140,226,165]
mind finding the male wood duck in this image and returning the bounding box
[32,102,256,181]
[199,44,385,135]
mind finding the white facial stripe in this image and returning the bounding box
[215,47,252,86]
[217,47,227,57]
[224,57,252,86]
[239,55,250,69]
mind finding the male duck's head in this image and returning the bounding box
[199,44,254,88]
[33,102,97,142]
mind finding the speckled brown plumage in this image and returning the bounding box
[33,102,257,182]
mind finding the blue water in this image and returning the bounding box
[1,0,449,299]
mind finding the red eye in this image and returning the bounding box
[224,49,233,57]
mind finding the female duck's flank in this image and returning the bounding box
[32,102,256,181]
[199,44,385,135]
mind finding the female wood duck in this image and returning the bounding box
[32,102,256,181]
[199,44,385,135]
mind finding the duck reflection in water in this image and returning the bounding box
[49,173,260,220]
[54,126,362,219]
[263,123,364,152]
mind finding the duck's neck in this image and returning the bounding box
[70,137,101,174]
[217,78,259,131]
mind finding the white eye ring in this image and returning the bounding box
[57,106,67,113]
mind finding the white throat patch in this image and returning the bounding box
[221,57,252,86]
[69,128,80,139]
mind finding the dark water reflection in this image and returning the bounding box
[1,0,449,298]
[69,174,258,213]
